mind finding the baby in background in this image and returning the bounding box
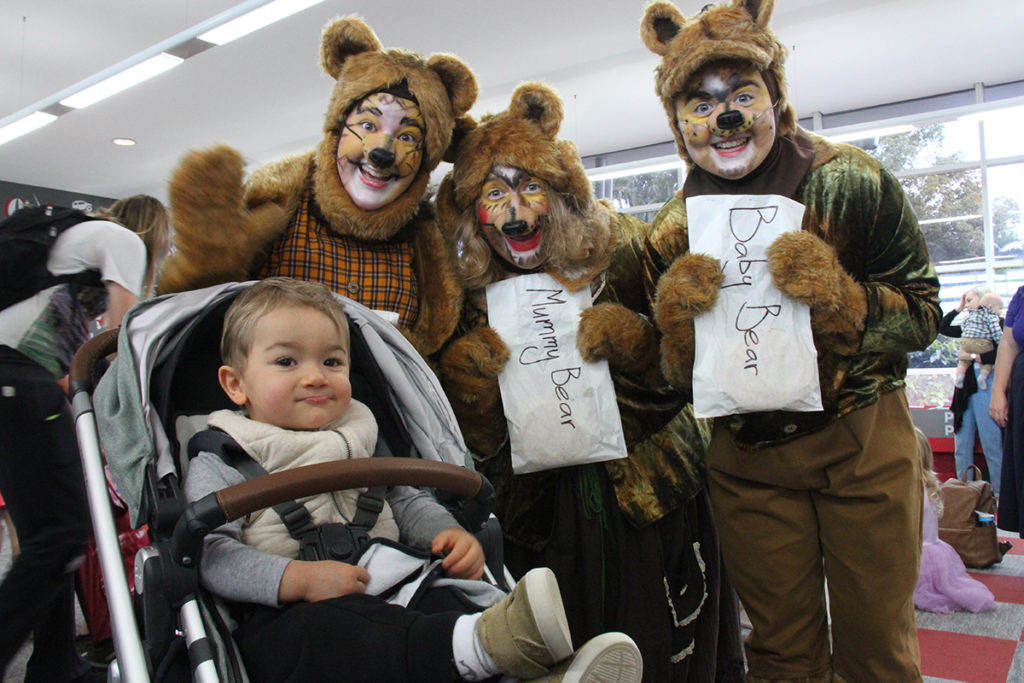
[981,291,1004,318]
[956,290,1003,390]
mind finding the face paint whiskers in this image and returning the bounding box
[686,100,777,135]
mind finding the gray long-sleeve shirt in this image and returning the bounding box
[184,451,461,607]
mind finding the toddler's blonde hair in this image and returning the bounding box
[916,427,943,516]
[220,277,349,370]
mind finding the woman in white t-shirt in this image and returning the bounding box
[0,195,168,682]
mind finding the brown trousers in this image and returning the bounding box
[707,390,923,682]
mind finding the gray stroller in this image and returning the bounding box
[69,282,507,682]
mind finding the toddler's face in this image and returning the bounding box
[220,305,352,431]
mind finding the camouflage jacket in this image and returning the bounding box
[646,133,941,449]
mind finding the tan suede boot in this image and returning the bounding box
[530,632,643,683]
[475,567,574,679]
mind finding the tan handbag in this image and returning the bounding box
[937,465,1009,568]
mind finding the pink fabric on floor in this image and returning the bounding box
[915,492,996,614]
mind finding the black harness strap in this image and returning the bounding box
[186,428,387,545]
[187,429,317,540]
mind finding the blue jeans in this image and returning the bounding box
[954,364,1004,495]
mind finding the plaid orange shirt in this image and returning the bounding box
[260,190,420,327]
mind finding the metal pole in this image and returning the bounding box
[73,392,151,682]
[180,599,220,683]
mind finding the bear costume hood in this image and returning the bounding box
[314,17,477,240]
[436,82,615,293]
[640,0,796,167]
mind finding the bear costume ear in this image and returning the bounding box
[641,1,685,56]
[320,17,383,80]
[444,115,477,164]
[428,54,478,118]
[744,0,775,30]
[509,83,563,138]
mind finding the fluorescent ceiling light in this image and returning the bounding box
[60,53,184,110]
[0,112,57,145]
[199,0,325,45]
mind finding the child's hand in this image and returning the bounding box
[278,559,371,603]
[431,527,485,580]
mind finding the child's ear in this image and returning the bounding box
[218,365,248,407]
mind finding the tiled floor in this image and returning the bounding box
[918,535,1024,683]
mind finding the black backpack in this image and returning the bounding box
[0,204,103,311]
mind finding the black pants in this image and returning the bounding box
[236,592,466,683]
[999,350,1024,534]
[0,346,92,682]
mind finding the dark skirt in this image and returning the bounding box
[503,464,745,683]
[999,350,1024,534]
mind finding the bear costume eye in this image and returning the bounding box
[692,102,714,117]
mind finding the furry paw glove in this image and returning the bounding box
[578,303,663,386]
[766,231,867,354]
[159,145,289,294]
[439,328,510,455]
[439,327,509,402]
[653,253,724,387]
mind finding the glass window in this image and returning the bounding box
[610,169,678,209]
[983,104,1024,159]
[593,169,679,212]
[989,162,1024,252]
[847,120,980,171]
[902,168,985,263]
[907,163,1023,406]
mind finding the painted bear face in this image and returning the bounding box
[476,165,551,271]
[674,62,776,180]
[336,91,425,211]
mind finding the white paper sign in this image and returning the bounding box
[687,194,822,418]
[485,272,628,474]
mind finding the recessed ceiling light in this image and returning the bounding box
[112,137,136,146]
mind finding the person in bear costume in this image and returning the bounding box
[435,82,745,682]
[158,17,476,358]
[639,1,941,681]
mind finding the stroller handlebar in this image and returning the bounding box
[173,458,492,568]
[216,458,486,521]
[69,327,119,396]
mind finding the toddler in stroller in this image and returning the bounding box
[181,278,641,682]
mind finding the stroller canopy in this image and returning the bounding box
[93,281,472,526]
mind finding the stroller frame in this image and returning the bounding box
[70,283,501,682]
